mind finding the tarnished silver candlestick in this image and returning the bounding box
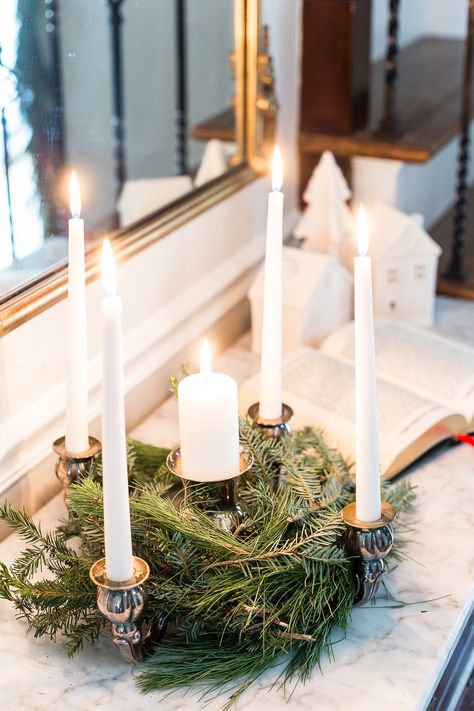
[247,403,293,438]
[166,445,254,530]
[53,436,101,505]
[341,501,397,606]
[89,556,161,662]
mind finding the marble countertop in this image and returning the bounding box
[1,298,473,710]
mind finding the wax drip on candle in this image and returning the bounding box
[102,238,118,296]
[70,171,81,218]
[200,338,212,379]
[272,145,283,192]
[357,204,369,256]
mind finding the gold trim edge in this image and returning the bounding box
[0,163,257,337]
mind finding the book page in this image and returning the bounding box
[322,320,474,422]
[239,348,459,477]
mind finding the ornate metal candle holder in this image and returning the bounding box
[53,436,101,505]
[247,402,293,438]
[341,501,397,606]
[90,556,162,662]
[166,445,254,531]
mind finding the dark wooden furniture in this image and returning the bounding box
[299,0,371,195]
[299,0,371,137]
[191,107,235,143]
[300,37,474,165]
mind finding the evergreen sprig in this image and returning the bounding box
[0,424,416,707]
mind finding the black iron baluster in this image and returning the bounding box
[175,0,188,175]
[106,0,127,212]
[47,0,65,166]
[445,0,474,282]
[45,0,67,233]
[378,0,401,135]
[1,107,15,259]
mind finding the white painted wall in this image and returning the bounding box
[0,1,301,516]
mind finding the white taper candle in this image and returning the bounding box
[101,239,133,582]
[259,146,284,420]
[354,205,381,522]
[66,172,89,454]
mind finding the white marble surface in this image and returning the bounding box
[1,298,473,710]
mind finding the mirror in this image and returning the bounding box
[0,0,267,308]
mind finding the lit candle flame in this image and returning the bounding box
[70,171,81,219]
[200,338,212,377]
[357,204,369,256]
[272,145,283,192]
[102,238,117,296]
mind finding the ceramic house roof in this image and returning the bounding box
[368,202,442,261]
[249,246,352,309]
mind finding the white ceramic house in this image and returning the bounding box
[248,246,353,354]
[366,203,442,326]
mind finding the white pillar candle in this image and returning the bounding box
[65,172,89,454]
[354,205,381,522]
[178,339,240,482]
[101,239,133,582]
[259,146,284,420]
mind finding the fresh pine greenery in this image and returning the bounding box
[0,423,415,708]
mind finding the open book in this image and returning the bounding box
[239,320,474,478]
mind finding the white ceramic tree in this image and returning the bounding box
[194,139,228,187]
[294,151,352,258]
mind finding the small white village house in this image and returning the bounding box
[248,246,353,354]
[368,203,442,326]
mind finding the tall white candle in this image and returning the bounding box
[259,146,284,420]
[178,339,240,482]
[354,205,381,522]
[65,172,89,454]
[101,239,133,582]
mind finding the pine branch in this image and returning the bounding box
[0,424,416,709]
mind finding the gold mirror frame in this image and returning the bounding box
[0,0,273,337]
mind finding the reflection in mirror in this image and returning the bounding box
[0,0,237,297]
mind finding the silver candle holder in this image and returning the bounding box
[89,556,161,662]
[247,402,293,438]
[53,436,101,505]
[341,501,397,606]
[166,445,254,530]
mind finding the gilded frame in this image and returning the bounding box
[0,0,265,336]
